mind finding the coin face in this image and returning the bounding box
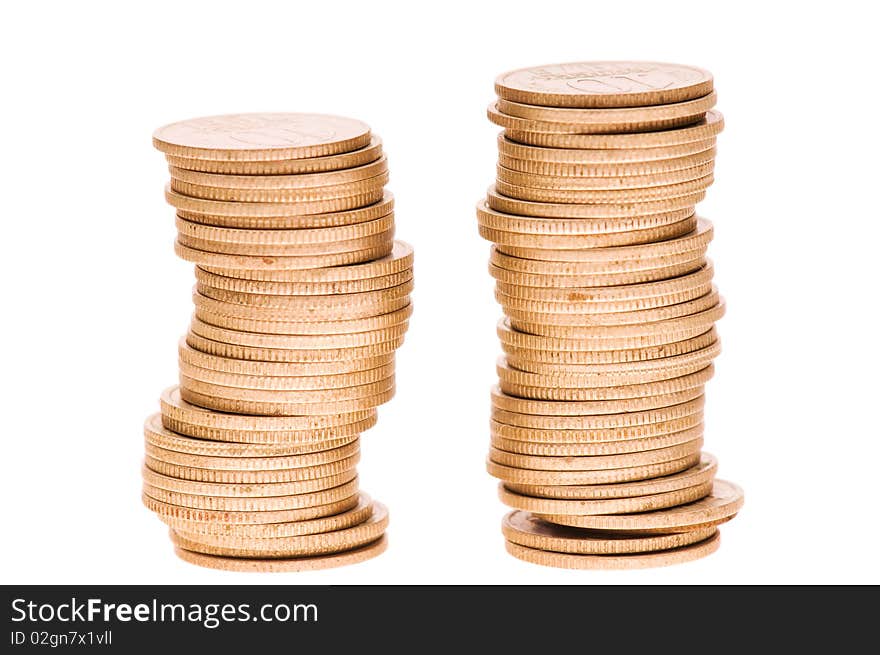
[153,113,371,160]
[495,61,713,108]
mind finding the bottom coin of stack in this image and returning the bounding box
[141,389,389,572]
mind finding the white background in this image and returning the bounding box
[2,0,878,585]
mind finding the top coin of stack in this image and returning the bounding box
[143,113,412,572]
[478,62,742,570]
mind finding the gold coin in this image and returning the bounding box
[145,453,360,484]
[501,342,720,380]
[496,134,717,164]
[499,480,712,515]
[178,229,394,257]
[153,113,371,160]
[169,171,388,203]
[191,288,409,320]
[179,386,395,417]
[491,424,703,456]
[179,374,393,404]
[201,240,413,282]
[494,262,713,301]
[188,317,409,349]
[499,329,718,365]
[496,161,714,190]
[490,260,706,289]
[494,62,713,108]
[169,156,388,189]
[539,479,744,532]
[487,452,700,485]
[174,534,387,572]
[497,314,720,351]
[497,279,710,316]
[193,304,412,336]
[494,174,713,204]
[170,501,387,557]
[144,439,360,471]
[168,189,393,226]
[165,136,383,174]
[143,476,356,512]
[160,493,374,537]
[179,358,396,391]
[498,363,714,401]
[159,386,374,433]
[491,385,704,416]
[495,91,715,125]
[486,185,705,219]
[488,99,711,134]
[504,109,724,149]
[490,414,704,445]
[194,266,412,296]
[170,187,386,225]
[489,438,703,472]
[506,454,717,499]
[185,332,404,363]
[144,413,357,457]
[478,200,694,235]
[504,531,720,569]
[491,396,704,430]
[177,212,394,246]
[508,301,724,340]
[175,240,393,271]
[197,279,413,310]
[490,246,708,276]
[479,214,696,249]
[502,510,716,555]
[498,148,716,178]
[144,488,360,524]
[142,465,357,498]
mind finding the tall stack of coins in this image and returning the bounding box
[142,113,412,572]
[478,63,743,569]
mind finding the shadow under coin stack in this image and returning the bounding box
[142,113,413,572]
[478,62,744,569]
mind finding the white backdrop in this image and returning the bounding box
[2,0,878,584]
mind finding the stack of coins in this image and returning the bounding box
[478,62,743,569]
[142,113,412,572]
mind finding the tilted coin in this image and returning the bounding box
[503,109,724,149]
[201,240,413,282]
[142,465,357,498]
[145,452,361,484]
[502,510,716,554]
[486,452,700,485]
[153,113,372,160]
[184,332,404,363]
[144,438,360,471]
[165,136,383,174]
[495,91,716,126]
[487,100,710,134]
[160,493,374,538]
[486,185,705,219]
[538,479,744,532]
[494,174,713,204]
[178,385,395,417]
[178,229,394,257]
[167,188,393,226]
[194,266,412,296]
[169,172,388,203]
[175,240,393,271]
[491,424,703,457]
[498,147,716,177]
[169,156,388,189]
[494,61,713,108]
[504,531,720,569]
[496,134,717,164]
[490,413,704,445]
[174,534,387,572]
[495,161,714,190]
[498,480,712,515]
[505,453,717,499]
[170,502,387,558]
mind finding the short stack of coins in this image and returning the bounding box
[478,62,743,569]
[142,113,412,572]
